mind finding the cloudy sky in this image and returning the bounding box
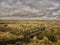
[0,0,60,20]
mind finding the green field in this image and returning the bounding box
[0,20,60,45]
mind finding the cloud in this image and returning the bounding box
[0,0,60,20]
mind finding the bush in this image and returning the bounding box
[45,28,57,42]
[47,34,57,42]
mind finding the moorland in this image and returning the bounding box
[0,20,60,45]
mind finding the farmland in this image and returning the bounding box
[0,20,60,45]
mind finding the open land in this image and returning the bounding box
[0,20,60,45]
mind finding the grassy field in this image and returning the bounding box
[0,20,60,45]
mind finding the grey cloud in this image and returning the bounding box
[0,0,60,20]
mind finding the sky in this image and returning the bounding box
[0,0,60,20]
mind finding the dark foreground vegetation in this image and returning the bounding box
[0,20,60,45]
